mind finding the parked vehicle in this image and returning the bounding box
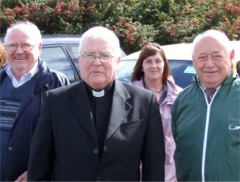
[41,35,81,83]
[41,35,127,83]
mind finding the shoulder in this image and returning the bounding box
[115,80,155,105]
[131,79,144,88]
[174,84,198,102]
[49,69,69,82]
[118,80,152,95]
[38,60,70,85]
[166,76,183,94]
[48,81,81,96]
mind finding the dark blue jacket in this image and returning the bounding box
[0,60,69,181]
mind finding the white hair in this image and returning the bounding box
[191,29,231,59]
[78,26,121,57]
[4,21,42,44]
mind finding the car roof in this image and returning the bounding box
[41,34,127,57]
[231,40,240,61]
[42,34,81,44]
[121,43,193,61]
[121,41,240,61]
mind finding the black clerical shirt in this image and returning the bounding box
[84,81,114,159]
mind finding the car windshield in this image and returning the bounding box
[116,59,196,88]
[169,60,196,88]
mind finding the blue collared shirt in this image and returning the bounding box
[6,61,39,88]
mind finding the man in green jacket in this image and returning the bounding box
[171,29,240,181]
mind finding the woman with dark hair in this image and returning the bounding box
[131,42,182,182]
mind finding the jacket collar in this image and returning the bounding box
[132,75,181,104]
[193,71,236,87]
[105,80,132,142]
[0,59,54,91]
[67,80,132,141]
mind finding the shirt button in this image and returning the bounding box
[93,148,98,154]
[8,147,12,151]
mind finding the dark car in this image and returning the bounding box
[117,43,196,88]
[41,35,127,83]
[41,35,81,83]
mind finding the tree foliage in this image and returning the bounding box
[1,0,239,53]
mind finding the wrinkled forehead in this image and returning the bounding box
[84,36,111,47]
[198,36,230,53]
[80,36,119,55]
[192,32,232,58]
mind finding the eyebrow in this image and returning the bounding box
[84,51,111,54]
[6,41,34,45]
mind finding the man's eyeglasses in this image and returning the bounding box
[81,53,114,62]
[5,43,35,51]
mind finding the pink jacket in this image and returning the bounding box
[132,76,182,182]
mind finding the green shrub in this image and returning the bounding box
[1,0,239,53]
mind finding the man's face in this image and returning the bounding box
[193,36,233,88]
[5,27,41,78]
[78,37,120,90]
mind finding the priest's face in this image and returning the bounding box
[78,37,120,90]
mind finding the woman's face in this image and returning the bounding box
[142,52,164,81]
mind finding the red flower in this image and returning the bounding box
[44,7,49,13]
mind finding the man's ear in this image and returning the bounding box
[116,57,120,65]
[38,43,42,55]
[230,49,235,61]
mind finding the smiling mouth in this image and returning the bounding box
[15,57,27,60]
[204,71,217,74]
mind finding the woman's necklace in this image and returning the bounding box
[143,79,163,94]
[149,89,163,94]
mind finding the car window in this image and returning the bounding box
[40,46,76,83]
[64,43,79,68]
[169,60,196,88]
[116,59,196,88]
[116,60,136,83]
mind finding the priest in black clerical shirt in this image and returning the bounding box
[28,26,165,181]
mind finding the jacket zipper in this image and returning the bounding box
[201,87,219,181]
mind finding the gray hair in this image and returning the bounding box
[191,29,231,59]
[78,26,120,57]
[4,21,42,44]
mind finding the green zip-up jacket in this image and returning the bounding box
[171,72,240,181]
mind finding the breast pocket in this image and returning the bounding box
[121,120,143,129]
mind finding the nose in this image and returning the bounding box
[15,45,24,53]
[205,57,214,67]
[150,61,157,67]
[92,56,102,64]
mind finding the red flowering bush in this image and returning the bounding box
[1,0,239,53]
[158,0,240,43]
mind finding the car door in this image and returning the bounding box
[41,45,81,83]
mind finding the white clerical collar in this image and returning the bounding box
[92,89,105,97]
